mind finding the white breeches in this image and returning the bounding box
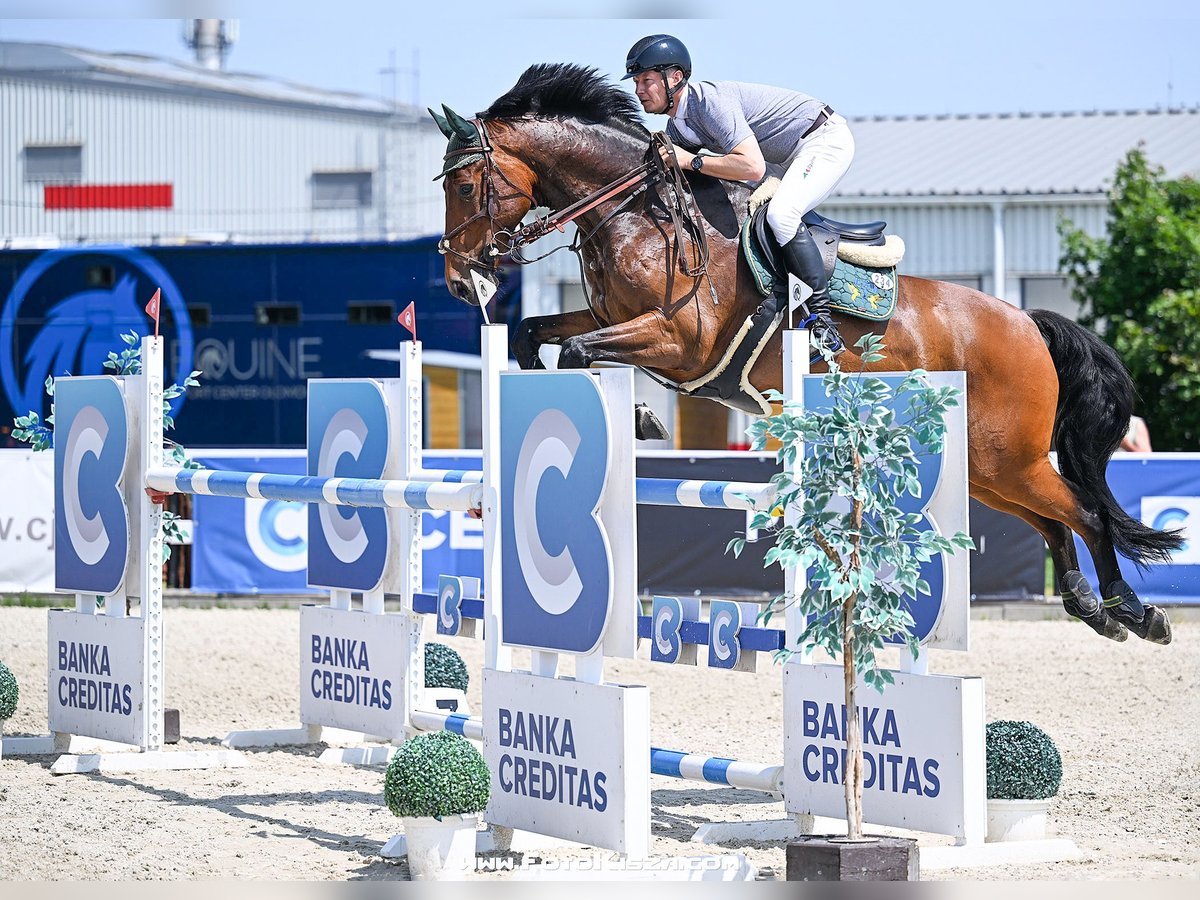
[765,113,855,245]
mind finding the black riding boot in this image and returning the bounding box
[780,226,843,356]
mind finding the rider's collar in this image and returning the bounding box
[670,81,693,120]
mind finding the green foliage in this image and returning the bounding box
[9,331,204,563]
[384,731,490,818]
[1059,148,1200,449]
[0,660,19,720]
[729,334,974,691]
[1110,289,1200,449]
[985,720,1062,800]
[424,642,470,693]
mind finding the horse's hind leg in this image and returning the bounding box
[972,484,1128,642]
[987,459,1171,644]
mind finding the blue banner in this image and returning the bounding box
[190,452,484,595]
[1076,455,1200,605]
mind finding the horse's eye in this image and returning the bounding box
[457,183,474,198]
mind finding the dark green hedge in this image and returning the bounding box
[424,642,469,693]
[0,661,18,721]
[384,731,490,818]
[985,720,1062,799]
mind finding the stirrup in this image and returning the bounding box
[797,311,843,362]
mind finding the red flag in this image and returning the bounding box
[145,288,162,337]
[398,301,417,341]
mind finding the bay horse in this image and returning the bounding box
[432,63,1179,645]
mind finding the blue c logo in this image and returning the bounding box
[651,596,684,663]
[54,378,129,594]
[1152,508,1190,554]
[500,373,614,654]
[307,381,392,591]
[245,498,307,572]
[708,600,743,670]
[438,574,464,636]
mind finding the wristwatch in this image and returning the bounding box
[691,155,704,172]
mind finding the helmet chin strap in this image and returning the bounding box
[661,70,678,113]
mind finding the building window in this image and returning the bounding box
[256,303,301,326]
[25,144,82,183]
[187,304,212,327]
[312,171,373,209]
[347,301,395,325]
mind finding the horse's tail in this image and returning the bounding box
[1029,309,1183,567]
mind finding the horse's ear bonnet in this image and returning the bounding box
[430,104,484,180]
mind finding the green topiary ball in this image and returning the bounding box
[385,731,490,819]
[0,661,19,721]
[985,720,1062,799]
[424,642,469,693]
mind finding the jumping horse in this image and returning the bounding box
[431,63,1179,645]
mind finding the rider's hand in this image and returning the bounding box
[659,144,694,171]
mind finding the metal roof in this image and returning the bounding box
[0,40,422,118]
[835,107,1200,199]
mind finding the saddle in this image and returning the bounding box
[743,204,900,322]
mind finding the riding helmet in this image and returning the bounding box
[622,34,691,80]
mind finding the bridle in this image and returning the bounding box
[438,117,715,299]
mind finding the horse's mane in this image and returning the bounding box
[481,63,649,138]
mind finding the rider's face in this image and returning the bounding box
[632,70,680,115]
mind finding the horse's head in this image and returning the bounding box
[431,105,535,306]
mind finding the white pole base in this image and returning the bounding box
[919,838,1083,870]
[512,854,758,881]
[221,724,388,750]
[2,733,139,756]
[49,749,249,776]
[690,813,818,844]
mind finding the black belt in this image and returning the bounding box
[801,105,835,139]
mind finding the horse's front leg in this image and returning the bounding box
[511,310,600,370]
[558,310,688,371]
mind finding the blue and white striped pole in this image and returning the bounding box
[145,467,483,512]
[649,747,783,794]
[409,708,782,794]
[634,478,776,511]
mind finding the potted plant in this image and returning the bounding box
[985,720,1062,842]
[733,333,974,880]
[0,660,18,757]
[384,730,490,880]
[424,643,472,717]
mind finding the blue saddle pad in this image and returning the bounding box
[739,214,897,321]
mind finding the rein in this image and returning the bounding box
[438,119,717,305]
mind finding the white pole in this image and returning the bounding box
[781,329,811,661]
[480,325,511,673]
[138,336,166,751]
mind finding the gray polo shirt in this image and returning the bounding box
[666,80,827,165]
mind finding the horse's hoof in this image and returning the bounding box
[1104,579,1147,624]
[634,403,670,442]
[1062,570,1127,642]
[1125,604,1173,645]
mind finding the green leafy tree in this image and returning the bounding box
[1059,147,1200,449]
[729,335,974,839]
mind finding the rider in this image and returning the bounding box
[623,34,854,353]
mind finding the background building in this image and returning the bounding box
[1,40,445,247]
